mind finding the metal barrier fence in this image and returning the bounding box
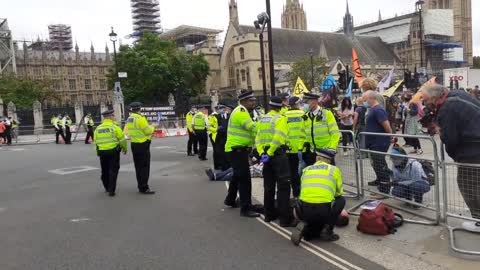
[336,130,361,199]
[348,132,442,226]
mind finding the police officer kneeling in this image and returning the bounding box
[291,148,345,245]
[94,110,127,197]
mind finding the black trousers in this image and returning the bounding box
[4,129,12,145]
[288,153,301,197]
[368,144,391,194]
[339,124,353,148]
[187,131,198,154]
[215,133,229,171]
[131,141,151,192]
[56,127,66,144]
[85,126,94,143]
[65,126,72,144]
[196,130,208,159]
[263,152,291,223]
[298,197,346,235]
[210,134,220,169]
[225,149,252,211]
[99,149,120,193]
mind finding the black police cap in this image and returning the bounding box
[129,102,143,110]
[289,96,301,106]
[303,93,320,100]
[269,96,284,108]
[238,90,256,101]
[101,109,115,116]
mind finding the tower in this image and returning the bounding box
[131,0,162,34]
[229,0,239,26]
[423,0,473,66]
[281,0,307,30]
[343,0,354,38]
[48,24,73,51]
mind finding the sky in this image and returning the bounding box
[2,0,479,55]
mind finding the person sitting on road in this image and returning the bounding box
[291,148,345,245]
[390,146,430,209]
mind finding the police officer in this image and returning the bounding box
[194,108,208,161]
[127,102,155,195]
[62,114,72,144]
[186,106,198,156]
[302,93,341,166]
[291,148,345,245]
[215,105,230,171]
[208,107,220,168]
[85,113,95,144]
[224,90,259,217]
[53,114,66,144]
[279,93,290,114]
[94,110,127,197]
[285,96,307,198]
[256,96,296,227]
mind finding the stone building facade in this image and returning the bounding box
[281,0,307,31]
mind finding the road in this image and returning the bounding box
[0,137,385,270]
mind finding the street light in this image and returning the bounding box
[309,48,315,90]
[265,0,276,97]
[416,0,425,69]
[109,27,118,79]
[254,12,270,111]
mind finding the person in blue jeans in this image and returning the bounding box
[390,147,430,208]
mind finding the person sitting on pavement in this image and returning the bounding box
[389,146,430,209]
[291,148,345,245]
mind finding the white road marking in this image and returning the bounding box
[9,148,25,152]
[69,218,91,223]
[48,166,99,175]
[154,146,173,150]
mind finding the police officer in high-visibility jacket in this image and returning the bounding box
[257,96,296,227]
[302,92,341,166]
[186,106,198,156]
[279,93,290,115]
[193,108,208,161]
[85,113,95,144]
[94,110,128,197]
[207,107,220,168]
[127,102,156,195]
[291,148,345,245]
[224,90,259,218]
[62,114,73,144]
[285,96,307,198]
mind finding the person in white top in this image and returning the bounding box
[337,97,354,156]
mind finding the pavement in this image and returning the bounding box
[1,137,387,270]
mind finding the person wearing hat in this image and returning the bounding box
[215,104,230,171]
[279,93,290,114]
[193,107,209,161]
[53,113,66,144]
[224,90,260,218]
[302,93,341,166]
[94,109,127,197]
[208,106,220,168]
[285,96,306,198]
[186,106,199,156]
[84,113,95,144]
[256,96,296,227]
[291,148,345,245]
[62,114,73,145]
[126,102,156,195]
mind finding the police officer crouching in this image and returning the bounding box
[291,148,345,245]
[257,96,296,227]
[94,110,127,197]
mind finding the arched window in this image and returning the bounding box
[239,47,245,60]
[246,67,252,88]
[241,69,246,82]
[236,69,240,85]
[258,67,263,80]
[226,48,236,87]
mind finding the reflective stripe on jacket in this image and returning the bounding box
[225,105,258,152]
[285,109,306,153]
[304,109,340,152]
[126,112,154,143]
[300,161,344,204]
[255,110,288,156]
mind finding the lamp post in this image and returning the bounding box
[309,48,315,89]
[416,1,425,69]
[109,27,118,79]
[255,12,270,111]
[265,0,276,97]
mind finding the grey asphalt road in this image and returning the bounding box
[0,137,385,270]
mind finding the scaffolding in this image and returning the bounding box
[0,18,16,75]
[131,0,162,34]
[48,24,73,51]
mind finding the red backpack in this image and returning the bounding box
[357,203,403,235]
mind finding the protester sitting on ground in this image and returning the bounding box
[205,156,263,181]
[389,146,430,209]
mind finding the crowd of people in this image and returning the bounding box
[0,116,16,145]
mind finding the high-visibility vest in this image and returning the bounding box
[126,112,154,143]
[186,111,195,132]
[51,117,57,126]
[255,110,288,156]
[225,105,258,152]
[65,119,72,127]
[88,118,94,127]
[304,108,341,152]
[300,161,344,204]
[208,113,219,142]
[280,106,289,115]
[94,119,127,151]
[193,112,207,130]
[285,109,306,153]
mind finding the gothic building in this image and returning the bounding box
[281,0,307,31]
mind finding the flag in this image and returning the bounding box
[378,68,394,93]
[352,48,363,84]
[293,77,309,97]
[383,80,404,98]
[345,78,353,98]
[320,74,337,91]
[411,77,436,104]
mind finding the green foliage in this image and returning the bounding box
[107,32,210,104]
[286,56,329,89]
[0,76,58,110]
[474,56,480,69]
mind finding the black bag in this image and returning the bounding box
[419,160,436,186]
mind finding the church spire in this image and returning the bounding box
[343,0,354,38]
[229,0,239,26]
[281,0,307,30]
[378,10,382,21]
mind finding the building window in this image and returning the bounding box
[99,79,106,90]
[53,80,61,91]
[69,79,76,90]
[86,94,93,104]
[98,67,105,74]
[236,70,240,84]
[33,67,41,76]
[239,47,245,60]
[85,79,92,90]
[71,95,77,103]
[246,67,251,87]
[68,67,75,75]
[258,67,263,80]
[84,67,90,75]
[241,69,246,82]
[51,67,59,76]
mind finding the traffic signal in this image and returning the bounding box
[338,71,346,90]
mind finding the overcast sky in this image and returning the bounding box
[3,0,479,55]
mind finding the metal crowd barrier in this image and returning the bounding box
[348,132,442,226]
[441,146,480,256]
[336,130,361,199]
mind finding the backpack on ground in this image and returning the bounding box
[418,160,435,186]
[357,203,403,235]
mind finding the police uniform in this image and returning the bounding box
[85,114,95,144]
[215,105,230,171]
[62,115,73,144]
[303,93,341,166]
[193,109,208,161]
[186,109,198,156]
[256,97,295,226]
[53,114,66,144]
[127,102,155,194]
[285,97,307,198]
[224,90,259,217]
[279,93,290,115]
[291,149,346,245]
[94,110,127,196]
[208,109,220,168]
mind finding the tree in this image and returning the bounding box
[107,32,210,105]
[286,56,329,90]
[474,56,480,69]
[0,76,58,110]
